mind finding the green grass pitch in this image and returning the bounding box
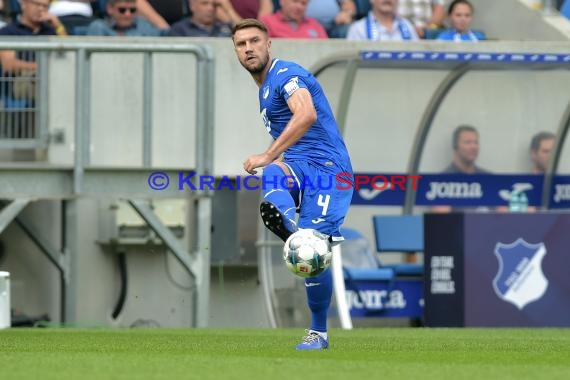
[1,328,569,380]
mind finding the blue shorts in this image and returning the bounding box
[284,160,353,243]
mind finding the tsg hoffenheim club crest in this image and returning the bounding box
[492,239,548,310]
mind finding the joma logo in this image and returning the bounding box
[426,182,483,200]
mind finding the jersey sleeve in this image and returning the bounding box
[278,73,311,103]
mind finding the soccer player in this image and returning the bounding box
[232,18,353,350]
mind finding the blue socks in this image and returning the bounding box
[261,164,298,233]
[305,268,332,333]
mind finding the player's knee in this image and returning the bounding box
[262,163,285,178]
[262,164,295,191]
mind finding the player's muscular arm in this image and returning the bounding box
[266,88,316,159]
[243,88,316,174]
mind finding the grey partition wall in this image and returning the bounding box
[0,40,214,327]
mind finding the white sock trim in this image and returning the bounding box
[309,330,328,340]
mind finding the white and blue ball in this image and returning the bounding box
[283,229,332,278]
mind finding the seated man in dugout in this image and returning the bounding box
[431,125,490,213]
[529,131,556,174]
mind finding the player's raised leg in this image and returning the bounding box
[259,163,299,242]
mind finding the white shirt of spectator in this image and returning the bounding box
[347,11,419,41]
[49,0,94,18]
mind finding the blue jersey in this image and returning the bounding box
[259,58,352,173]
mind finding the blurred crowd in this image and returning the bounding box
[0,0,488,40]
[0,0,568,40]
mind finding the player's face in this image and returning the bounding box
[532,137,555,173]
[233,27,271,75]
[456,131,479,164]
[449,3,473,33]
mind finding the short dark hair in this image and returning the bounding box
[452,125,478,150]
[447,0,474,15]
[232,18,269,38]
[530,131,555,151]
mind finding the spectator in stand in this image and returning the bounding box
[168,0,232,36]
[347,0,419,41]
[0,0,66,74]
[437,0,485,42]
[398,0,444,38]
[306,0,357,38]
[86,0,162,36]
[260,0,327,39]
[137,0,273,30]
[217,0,274,25]
[136,0,187,29]
[530,131,556,174]
[48,0,96,34]
[0,0,66,133]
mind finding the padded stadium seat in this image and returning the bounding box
[343,267,395,281]
[372,215,424,277]
[340,228,423,320]
[353,0,371,19]
[424,28,444,40]
[340,227,395,281]
[8,0,21,20]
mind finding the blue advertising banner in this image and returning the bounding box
[342,279,423,318]
[463,214,570,327]
[350,173,570,208]
[360,51,570,64]
[424,212,570,327]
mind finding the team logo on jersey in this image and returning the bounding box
[492,238,548,310]
[284,77,300,97]
[263,86,270,100]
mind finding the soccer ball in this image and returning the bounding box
[283,229,332,278]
